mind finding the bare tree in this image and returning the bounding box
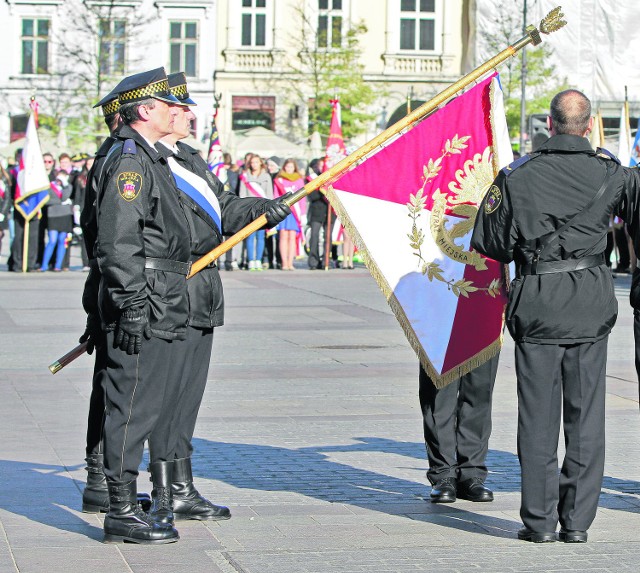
[281,2,377,141]
[48,0,154,149]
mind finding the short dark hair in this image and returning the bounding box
[550,90,591,136]
[118,97,156,126]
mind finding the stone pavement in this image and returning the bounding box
[1,249,640,573]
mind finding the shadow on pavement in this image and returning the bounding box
[190,437,522,538]
[0,460,104,540]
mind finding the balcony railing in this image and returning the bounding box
[222,49,285,73]
[382,53,456,77]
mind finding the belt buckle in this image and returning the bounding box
[186,261,193,275]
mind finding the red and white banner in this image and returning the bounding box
[326,75,511,387]
[324,98,347,244]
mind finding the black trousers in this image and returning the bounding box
[148,326,214,461]
[102,333,185,483]
[85,335,108,458]
[515,338,607,533]
[10,213,39,271]
[634,309,640,402]
[419,353,499,484]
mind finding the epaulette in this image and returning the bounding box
[501,152,538,177]
[595,147,621,164]
[122,138,137,155]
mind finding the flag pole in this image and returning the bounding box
[187,6,566,279]
[22,220,29,272]
[50,7,567,373]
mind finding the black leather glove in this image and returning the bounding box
[264,193,293,227]
[79,314,102,355]
[114,308,149,355]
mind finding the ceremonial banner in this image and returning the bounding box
[13,105,50,221]
[207,118,227,184]
[618,104,631,166]
[589,110,604,150]
[326,75,511,387]
[325,99,347,169]
[324,98,347,251]
[630,119,640,167]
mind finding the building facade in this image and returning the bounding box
[214,0,471,154]
[0,0,219,153]
[0,0,472,156]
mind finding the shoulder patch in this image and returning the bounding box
[484,185,502,214]
[117,171,143,201]
[596,147,621,164]
[122,139,137,155]
[501,154,532,177]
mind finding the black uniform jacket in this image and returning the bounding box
[95,125,191,340]
[471,134,640,344]
[157,142,272,329]
[80,136,116,319]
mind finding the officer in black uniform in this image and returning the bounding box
[146,72,291,525]
[94,67,190,544]
[471,89,640,544]
[78,88,122,513]
[420,355,499,504]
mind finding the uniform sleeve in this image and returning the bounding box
[470,171,517,264]
[96,155,149,312]
[618,166,640,255]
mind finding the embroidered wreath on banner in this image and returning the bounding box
[407,135,502,298]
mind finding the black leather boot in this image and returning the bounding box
[82,454,109,513]
[103,480,179,544]
[149,461,175,525]
[172,457,231,521]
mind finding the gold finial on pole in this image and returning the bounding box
[539,6,567,35]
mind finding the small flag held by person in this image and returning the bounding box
[630,118,640,167]
[13,98,50,221]
[207,115,227,184]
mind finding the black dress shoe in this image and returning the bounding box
[517,527,556,543]
[457,478,494,502]
[429,477,456,503]
[558,528,587,543]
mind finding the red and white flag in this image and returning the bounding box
[325,75,511,387]
[324,98,347,244]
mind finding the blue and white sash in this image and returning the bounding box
[168,156,222,233]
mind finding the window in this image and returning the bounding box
[317,0,343,48]
[169,21,198,77]
[21,18,49,74]
[99,19,126,76]
[400,0,436,51]
[241,0,267,47]
[232,95,275,130]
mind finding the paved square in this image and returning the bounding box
[1,248,639,572]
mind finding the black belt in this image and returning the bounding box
[518,254,605,277]
[145,257,191,275]
[190,256,216,270]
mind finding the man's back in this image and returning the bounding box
[472,134,636,344]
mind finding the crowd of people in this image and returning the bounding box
[0,148,358,273]
[0,151,94,272]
